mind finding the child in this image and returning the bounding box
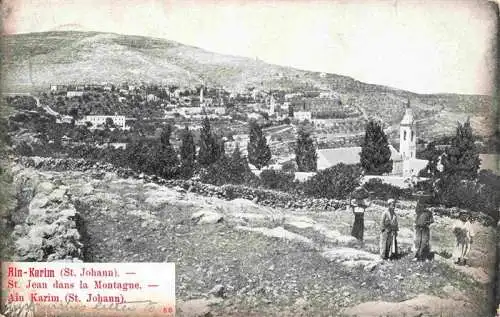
[453,212,474,265]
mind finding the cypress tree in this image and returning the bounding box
[441,119,480,180]
[418,141,442,178]
[198,117,214,166]
[148,126,179,179]
[294,125,317,172]
[359,120,393,175]
[198,116,224,166]
[228,144,249,184]
[179,125,196,178]
[247,120,271,170]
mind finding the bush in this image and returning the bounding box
[303,163,362,199]
[437,174,500,222]
[260,169,295,191]
[281,161,297,173]
[362,178,412,200]
[199,156,259,187]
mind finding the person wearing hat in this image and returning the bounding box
[413,194,434,261]
[348,187,371,241]
[452,211,474,265]
[380,198,399,260]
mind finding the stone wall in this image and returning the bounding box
[10,163,85,262]
[14,156,496,226]
[15,156,348,211]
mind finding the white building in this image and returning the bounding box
[293,111,312,122]
[50,85,67,92]
[399,101,428,177]
[83,115,126,130]
[176,107,204,116]
[315,100,428,178]
[210,107,226,115]
[147,94,159,102]
[67,91,84,98]
[268,96,276,116]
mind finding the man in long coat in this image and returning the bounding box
[414,194,434,261]
[380,198,399,260]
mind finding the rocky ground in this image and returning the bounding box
[3,163,497,317]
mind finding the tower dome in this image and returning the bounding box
[400,99,414,126]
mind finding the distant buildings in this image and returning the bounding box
[293,111,312,122]
[81,115,127,130]
[146,94,159,102]
[67,91,84,98]
[50,85,68,93]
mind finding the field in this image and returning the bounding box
[7,164,496,317]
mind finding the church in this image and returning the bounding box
[316,101,428,178]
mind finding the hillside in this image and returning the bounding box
[1,31,495,136]
[5,157,495,316]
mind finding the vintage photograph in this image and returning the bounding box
[0,0,499,316]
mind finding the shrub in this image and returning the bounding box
[199,156,259,187]
[260,169,295,191]
[362,178,412,200]
[281,161,297,173]
[303,163,362,199]
[436,174,499,222]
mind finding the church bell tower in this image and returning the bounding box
[400,99,416,161]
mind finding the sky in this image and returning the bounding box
[1,0,498,95]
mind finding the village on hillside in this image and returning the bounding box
[1,72,500,316]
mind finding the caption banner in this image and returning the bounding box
[1,262,175,317]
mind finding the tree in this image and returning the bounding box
[198,117,224,166]
[440,119,480,180]
[247,120,271,169]
[179,125,196,178]
[418,141,442,179]
[303,163,363,199]
[146,126,179,179]
[359,120,393,175]
[294,126,317,172]
[227,144,250,184]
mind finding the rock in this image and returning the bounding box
[36,181,54,195]
[364,262,378,272]
[235,226,313,245]
[333,235,360,247]
[294,298,308,310]
[342,294,473,317]
[191,210,224,225]
[321,248,381,269]
[29,194,50,211]
[177,298,222,317]
[208,284,225,298]
[79,183,94,195]
[49,187,68,202]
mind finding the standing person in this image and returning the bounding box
[453,212,474,265]
[413,194,434,261]
[349,187,371,241]
[380,198,399,260]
